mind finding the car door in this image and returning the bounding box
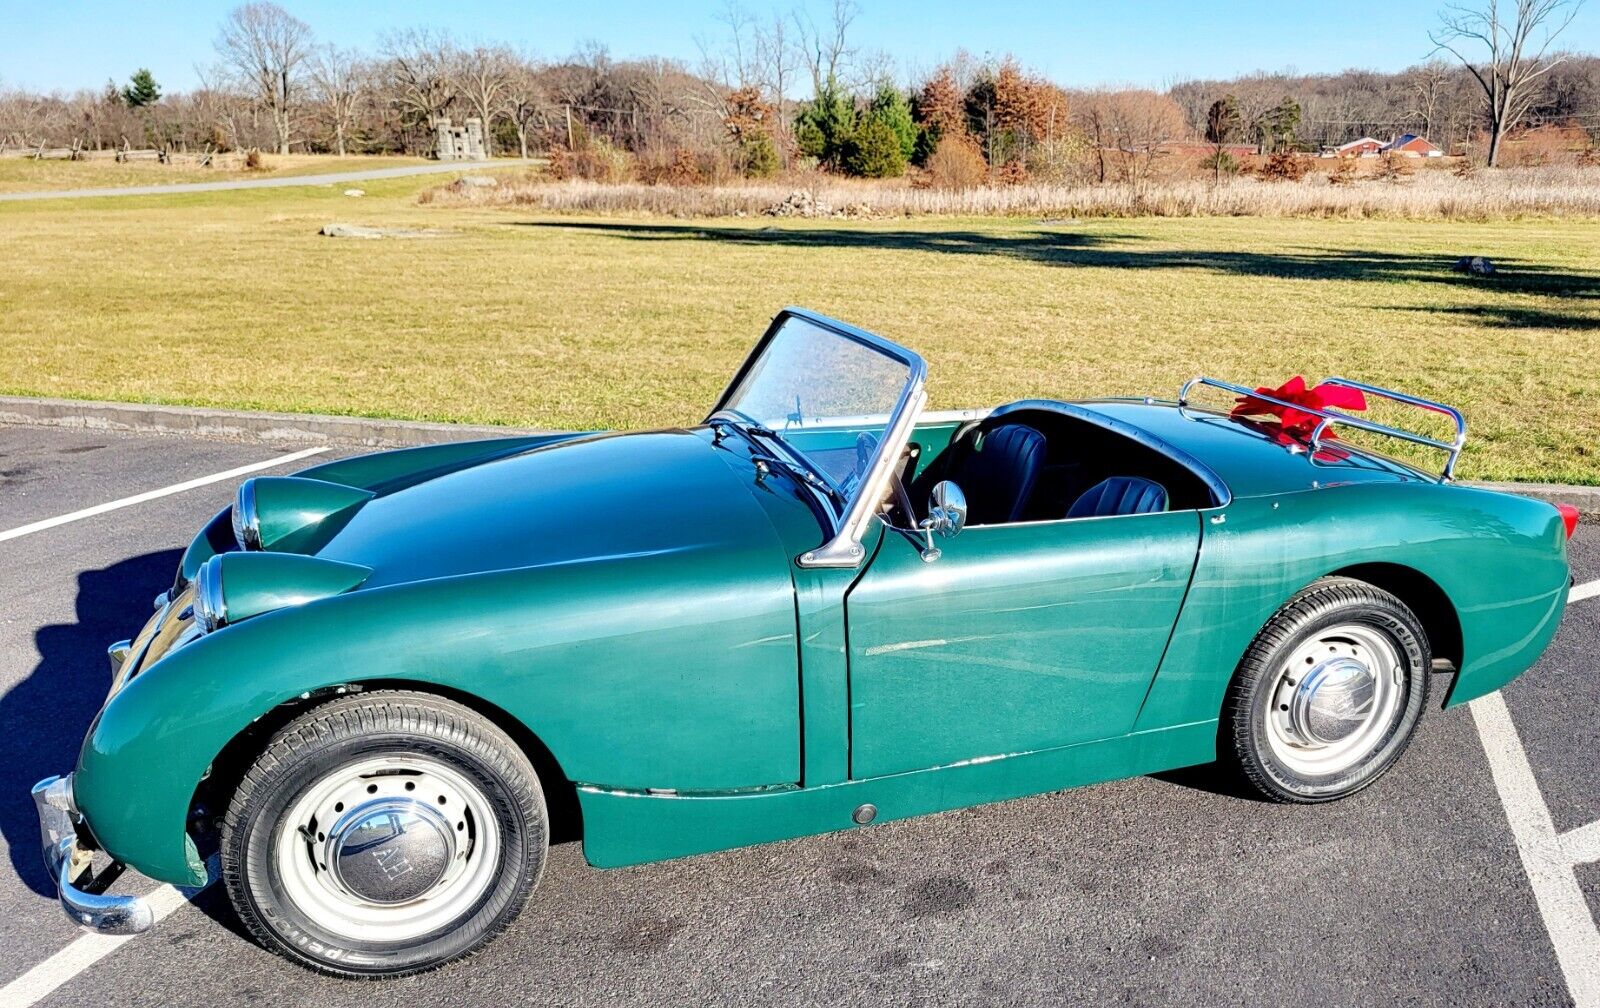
[844,510,1202,779]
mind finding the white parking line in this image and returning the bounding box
[1,878,211,1008]
[1472,685,1600,1006]
[1561,820,1600,865]
[1572,579,1600,605]
[0,447,329,543]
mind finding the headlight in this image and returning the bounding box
[232,479,262,550]
[194,555,228,633]
[191,552,370,635]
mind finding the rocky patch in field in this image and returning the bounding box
[761,190,880,219]
[319,223,449,239]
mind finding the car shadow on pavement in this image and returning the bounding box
[1,548,181,897]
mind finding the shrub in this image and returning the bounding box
[1201,149,1240,181]
[1259,151,1309,182]
[996,158,1028,186]
[550,137,634,183]
[844,117,908,178]
[244,148,263,170]
[739,132,779,178]
[1375,152,1415,184]
[1327,158,1357,186]
[924,134,988,190]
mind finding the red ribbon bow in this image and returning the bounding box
[1230,376,1367,441]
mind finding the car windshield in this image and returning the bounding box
[716,314,917,507]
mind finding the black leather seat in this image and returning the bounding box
[1067,476,1168,519]
[944,423,1047,525]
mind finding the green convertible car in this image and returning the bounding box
[34,308,1575,976]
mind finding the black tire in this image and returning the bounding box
[221,690,547,978]
[1222,577,1431,803]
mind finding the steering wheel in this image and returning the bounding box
[837,430,879,502]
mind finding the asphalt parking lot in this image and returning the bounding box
[1,423,1597,1007]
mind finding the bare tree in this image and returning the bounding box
[1404,58,1455,142]
[381,28,457,148]
[1431,0,1586,166]
[498,57,547,159]
[307,45,364,155]
[215,2,312,154]
[1080,89,1188,193]
[794,0,859,93]
[452,44,515,155]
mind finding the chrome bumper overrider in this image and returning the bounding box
[32,775,155,935]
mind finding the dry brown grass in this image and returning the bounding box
[425,165,1600,221]
[0,153,432,193]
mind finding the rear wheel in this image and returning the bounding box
[221,691,547,977]
[1222,577,1431,803]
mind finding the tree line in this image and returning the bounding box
[1,0,1594,175]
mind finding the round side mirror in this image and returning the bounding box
[927,480,968,539]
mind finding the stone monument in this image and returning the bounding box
[432,117,487,161]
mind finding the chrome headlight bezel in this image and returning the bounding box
[193,556,227,633]
[232,479,262,551]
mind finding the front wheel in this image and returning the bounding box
[1222,577,1431,803]
[221,691,547,977]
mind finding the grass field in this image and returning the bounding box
[1,174,1595,483]
[0,154,431,193]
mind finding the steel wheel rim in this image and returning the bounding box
[273,754,501,943]
[1264,623,1405,777]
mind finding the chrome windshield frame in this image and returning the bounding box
[709,307,928,569]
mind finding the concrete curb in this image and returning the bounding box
[1465,480,1600,518]
[0,395,549,448]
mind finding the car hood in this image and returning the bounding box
[312,429,795,588]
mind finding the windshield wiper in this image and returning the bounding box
[749,452,842,504]
[708,414,843,507]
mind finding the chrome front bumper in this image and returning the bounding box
[32,774,155,935]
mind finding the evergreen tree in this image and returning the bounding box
[1205,96,1240,145]
[793,77,856,169]
[1205,95,1242,183]
[741,132,779,178]
[844,116,908,178]
[121,68,161,108]
[1262,96,1302,153]
[869,84,917,162]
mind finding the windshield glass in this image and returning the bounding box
[718,314,916,502]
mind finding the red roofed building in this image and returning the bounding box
[1328,137,1383,158]
[1382,134,1443,157]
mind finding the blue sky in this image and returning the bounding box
[5,0,1598,94]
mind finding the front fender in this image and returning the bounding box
[75,543,801,885]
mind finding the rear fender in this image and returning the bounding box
[1133,483,1567,733]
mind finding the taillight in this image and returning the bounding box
[1556,504,1580,540]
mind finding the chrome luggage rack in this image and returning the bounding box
[1177,376,1468,482]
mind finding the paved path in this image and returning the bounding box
[0,161,535,203]
[0,423,1596,1006]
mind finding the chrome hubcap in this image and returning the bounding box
[325,798,456,905]
[1265,624,1404,776]
[274,755,499,942]
[1286,656,1376,745]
